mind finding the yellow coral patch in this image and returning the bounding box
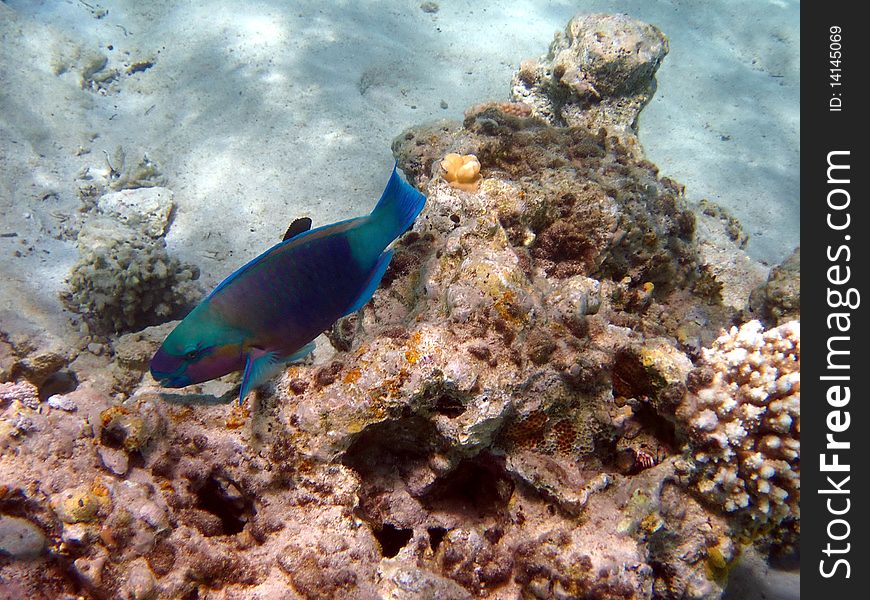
[404,330,424,365]
[343,367,361,384]
[441,153,481,191]
[226,402,250,429]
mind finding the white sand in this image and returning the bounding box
[0,0,798,338]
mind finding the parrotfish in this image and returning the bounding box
[150,165,426,403]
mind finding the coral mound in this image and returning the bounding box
[511,13,669,134]
[676,320,800,529]
[63,187,201,333]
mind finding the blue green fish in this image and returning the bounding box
[150,165,426,403]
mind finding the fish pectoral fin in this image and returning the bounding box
[239,348,281,405]
[284,341,316,363]
[343,250,394,316]
[239,343,316,404]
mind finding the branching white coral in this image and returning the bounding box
[677,320,799,528]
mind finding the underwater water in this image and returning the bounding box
[1,1,799,599]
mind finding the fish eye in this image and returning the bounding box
[185,349,199,360]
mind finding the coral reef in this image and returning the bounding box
[63,186,201,334]
[393,105,699,296]
[0,12,797,600]
[692,204,769,314]
[511,13,669,135]
[673,320,800,530]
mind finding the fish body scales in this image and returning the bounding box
[210,226,369,354]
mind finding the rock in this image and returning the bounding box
[0,381,39,409]
[548,275,602,319]
[0,339,16,382]
[0,515,46,559]
[74,547,108,589]
[17,348,69,388]
[98,396,163,453]
[98,445,129,475]
[52,483,110,524]
[511,13,669,134]
[63,215,201,333]
[382,563,474,599]
[96,187,175,239]
[694,204,769,311]
[47,393,78,412]
[750,246,800,326]
[125,558,158,600]
[113,324,173,372]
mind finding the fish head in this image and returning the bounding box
[150,315,244,388]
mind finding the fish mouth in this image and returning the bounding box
[150,368,191,388]
[150,347,191,387]
[153,374,192,388]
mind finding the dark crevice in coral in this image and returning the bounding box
[767,539,800,571]
[181,587,199,600]
[194,474,254,536]
[99,422,126,451]
[381,230,437,287]
[373,523,414,558]
[343,416,445,471]
[634,402,678,451]
[433,392,466,418]
[38,370,78,401]
[420,453,514,519]
[611,347,655,399]
[427,526,448,552]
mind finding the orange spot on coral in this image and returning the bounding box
[100,405,126,427]
[169,406,193,423]
[494,290,526,326]
[405,331,423,365]
[226,403,249,429]
[90,480,110,498]
[405,348,421,365]
[343,367,362,384]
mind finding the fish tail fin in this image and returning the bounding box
[368,163,426,249]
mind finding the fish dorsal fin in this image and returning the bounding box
[207,216,363,302]
[282,217,313,241]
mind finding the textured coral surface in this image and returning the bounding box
[676,321,800,529]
